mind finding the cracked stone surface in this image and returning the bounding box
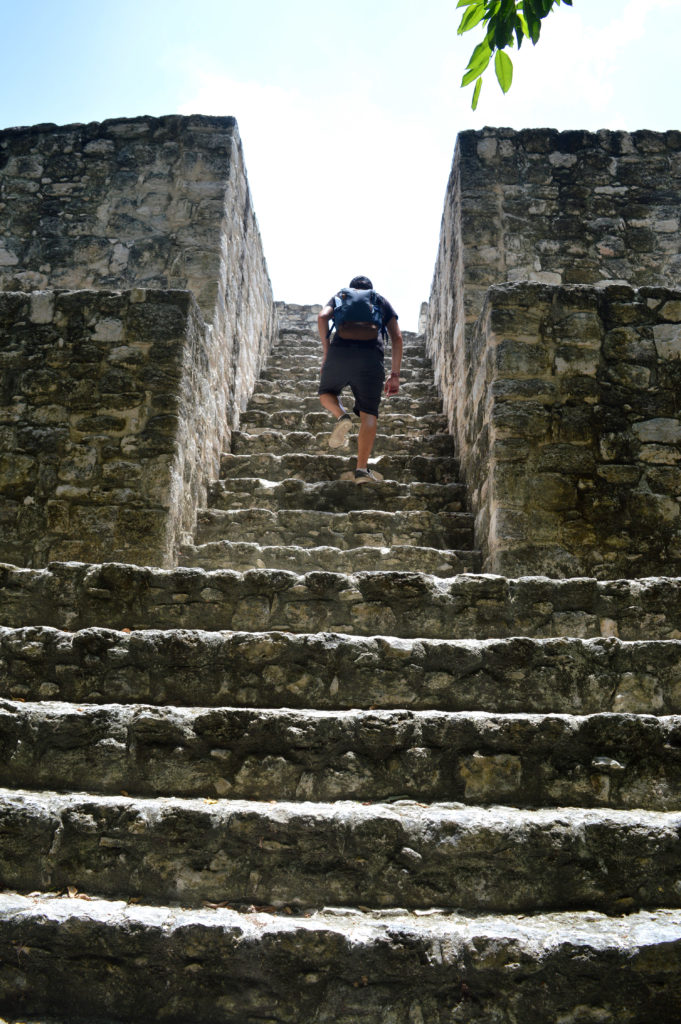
[0,301,680,1021]
[0,894,679,1023]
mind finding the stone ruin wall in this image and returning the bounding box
[3,117,681,578]
[427,126,681,578]
[274,302,322,332]
[0,115,275,567]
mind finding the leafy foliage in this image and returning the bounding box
[457,0,573,109]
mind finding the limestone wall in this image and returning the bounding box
[0,115,276,567]
[0,288,239,566]
[428,127,681,577]
[2,115,233,309]
[275,302,322,331]
[464,282,681,577]
[431,126,681,328]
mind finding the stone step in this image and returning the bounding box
[275,329,424,346]
[179,540,479,576]
[261,353,434,375]
[262,352,428,372]
[266,345,427,363]
[1,703,679,809]
[216,452,460,485]
[252,378,440,401]
[230,429,456,457]
[0,893,678,1023]
[248,392,440,416]
[2,790,680,913]
[275,328,425,352]
[207,478,468,513]
[259,362,431,385]
[3,627,680,715]
[263,356,426,379]
[3,563,681,640]
[240,409,450,434]
[193,508,474,550]
[260,351,432,370]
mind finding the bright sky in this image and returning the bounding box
[1,0,679,328]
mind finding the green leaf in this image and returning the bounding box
[458,0,572,103]
[462,58,489,87]
[526,15,541,43]
[464,39,492,73]
[494,49,514,93]
[458,4,488,34]
[493,13,516,50]
[522,0,541,38]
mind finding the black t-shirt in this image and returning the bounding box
[326,292,398,353]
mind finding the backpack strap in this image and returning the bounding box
[327,294,340,340]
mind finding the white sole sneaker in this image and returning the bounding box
[328,414,353,449]
[354,469,384,485]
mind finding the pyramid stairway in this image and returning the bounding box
[0,310,679,1022]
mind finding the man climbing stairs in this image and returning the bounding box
[0,306,679,1022]
[181,311,478,576]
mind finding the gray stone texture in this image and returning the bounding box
[1,791,679,912]
[0,895,678,1024]
[463,281,681,577]
[1,120,681,1022]
[4,561,681,639]
[427,127,681,578]
[0,288,204,566]
[0,115,276,567]
[2,626,681,714]
[1,115,257,320]
[0,704,679,809]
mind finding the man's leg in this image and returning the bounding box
[319,392,353,449]
[356,412,378,471]
[350,350,384,480]
[319,392,346,419]
[319,349,353,448]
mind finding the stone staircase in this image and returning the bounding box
[0,310,680,1022]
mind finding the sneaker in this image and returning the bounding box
[354,468,382,485]
[328,413,353,449]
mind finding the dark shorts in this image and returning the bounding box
[318,344,385,418]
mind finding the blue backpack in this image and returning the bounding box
[332,288,384,336]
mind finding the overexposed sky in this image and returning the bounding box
[1,0,679,328]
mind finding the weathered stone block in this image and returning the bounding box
[491,338,552,377]
[0,115,277,567]
[427,127,681,577]
[0,895,678,1024]
[528,473,577,511]
[653,322,681,357]
[430,281,681,577]
[632,418,681,444]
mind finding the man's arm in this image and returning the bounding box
[317,305,334,364]
[384,316,403,395]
